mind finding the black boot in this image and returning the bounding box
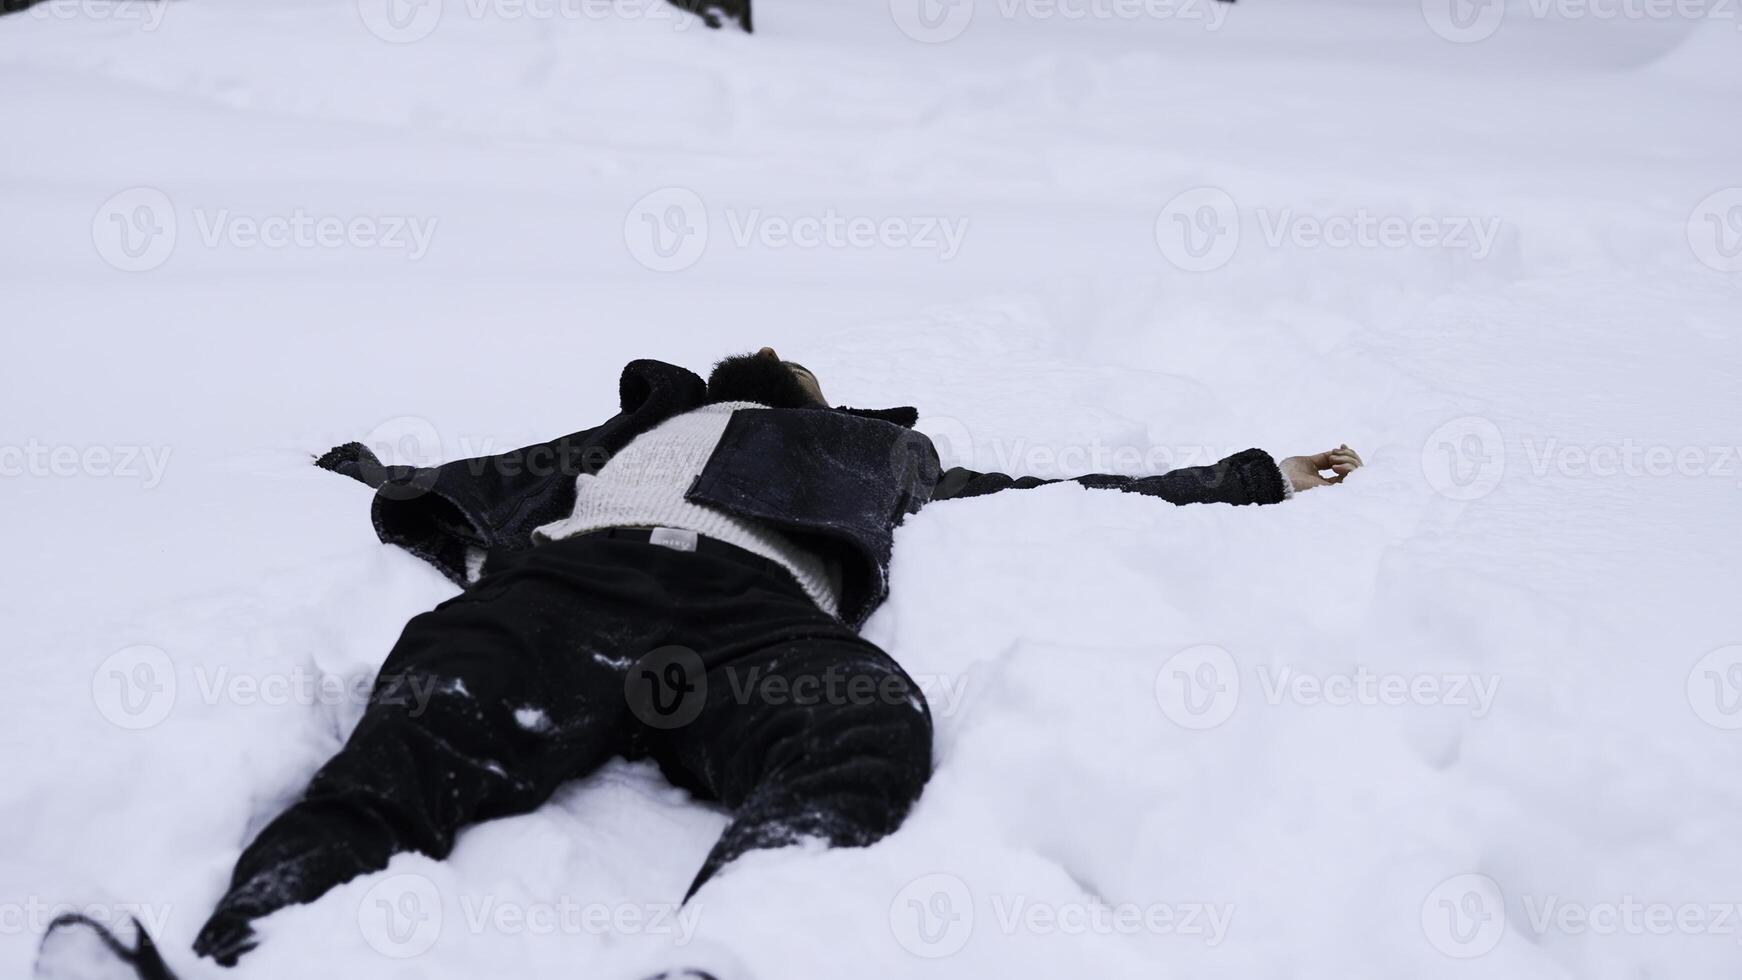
[33,914,178,980]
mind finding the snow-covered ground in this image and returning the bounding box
[4,1,1741,978]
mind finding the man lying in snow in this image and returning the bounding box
[39,350,1361,976]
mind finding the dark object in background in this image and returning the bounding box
[1,0,756,28]
[32,914,177,980]
[666,0,752,32]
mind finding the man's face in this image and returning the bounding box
[759,347,827,406]
[705,347,829,409]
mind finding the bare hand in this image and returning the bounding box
[1280,444,1362,494]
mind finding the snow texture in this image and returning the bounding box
[2,2,1740,979]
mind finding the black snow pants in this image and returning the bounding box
[194,530,933,960]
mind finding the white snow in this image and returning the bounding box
[514,706,553,733]
[3,2,1741,979]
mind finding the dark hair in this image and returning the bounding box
[707,353,824,409]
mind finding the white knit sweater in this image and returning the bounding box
[531,402,843,617]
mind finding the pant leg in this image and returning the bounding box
[647,633,935,900]
[196,565,657,960]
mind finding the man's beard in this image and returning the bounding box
[706,353,821,409]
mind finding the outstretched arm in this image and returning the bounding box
[931,444,1361,506]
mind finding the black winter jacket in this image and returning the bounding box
[316,359,1288,627]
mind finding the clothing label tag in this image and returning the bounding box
[649,527,699,552]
